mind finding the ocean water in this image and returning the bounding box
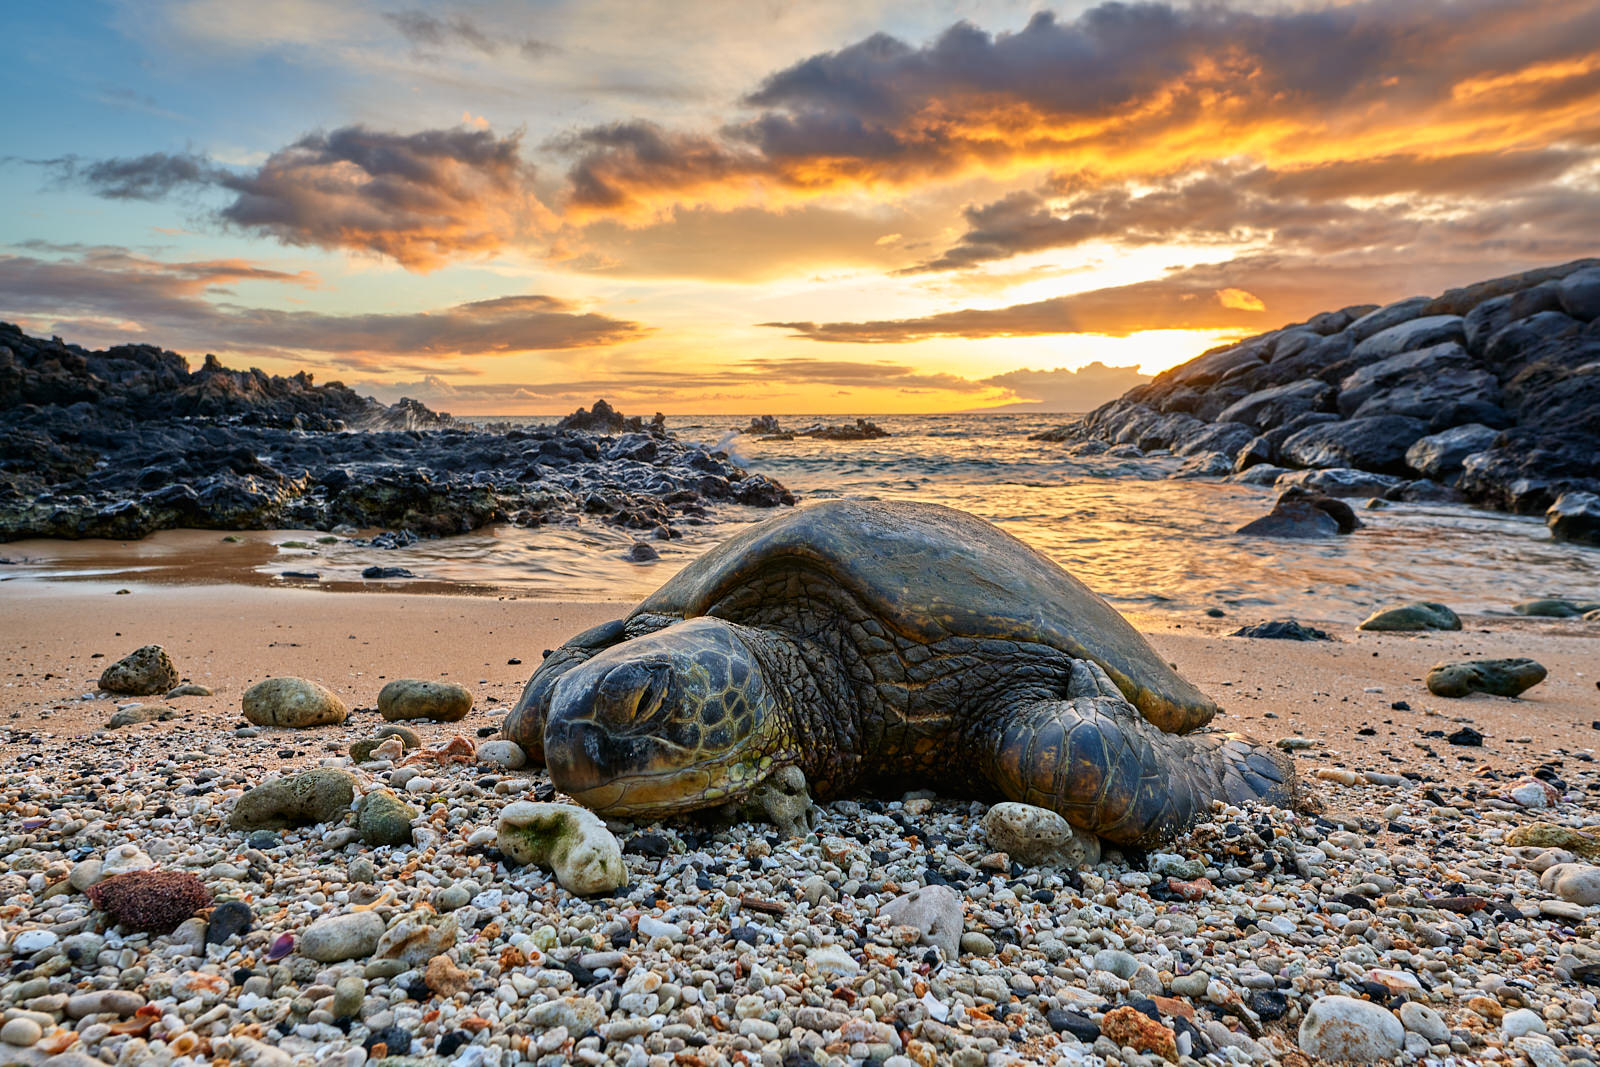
[6,412,1598,622]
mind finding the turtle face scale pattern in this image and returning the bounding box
[543,618,795,816]
[506,499,1299,846]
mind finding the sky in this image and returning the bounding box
[2,1,1598,415]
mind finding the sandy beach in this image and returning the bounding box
[6,578,1596,789]
[6,576,1600,1067]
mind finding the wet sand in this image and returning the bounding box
[3,578,1596,790]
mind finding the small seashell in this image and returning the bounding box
[266,932,294,961]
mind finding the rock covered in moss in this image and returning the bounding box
[98,645,179,695]
[496,801,625,895]
[1358,601,1462,631]
[229,768,358,830]
[86,869,211,934]
[356,788,418,847]
[242,677,348,728]
[378,679,473,722]
[1506,822,1600,858]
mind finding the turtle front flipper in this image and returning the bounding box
[503,614,676,763]
[978,661,1296,847]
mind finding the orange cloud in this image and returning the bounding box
[553,0,1600,222]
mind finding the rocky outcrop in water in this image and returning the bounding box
[1034,259,1600,523]
[0,324,794,541]
[739,415,890,441]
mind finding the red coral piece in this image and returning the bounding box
[86,869,212,934]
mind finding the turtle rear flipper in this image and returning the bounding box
[979,667,1295,847]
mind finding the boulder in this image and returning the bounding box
[229,768,358,830]
[878,884,964,959]
[1236,487,1360,538]
[1352,366,1500,423]
[1350,315,1466,362]
[378,679,473,722]
[1513,598,1592,618]
[1347,296,1432,345]
[355,788,418,847]
[98,645,180,696]
[1426,659,1547,698]
[242,677,348,728]
[981,802,1100,868]
[1229,463,1290,486]
[497,802,626,895]
[1170,452,1233,479]
[1299,995,1404,1063]
[1280,416,1427,475]
[374,912,459,967]
[1170,420,1255,458]
[1542,863,1600,905]
[1216,379,1334,431]
[300,912,385,963]
[1338,342,1474,417]
[1358,602,1462,632]
[1547,491,1600,546]
[1558,267,1600,321]
[1274,468,1401,498]
[1405,424,1500,480]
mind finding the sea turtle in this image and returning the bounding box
[504,500,1295,846]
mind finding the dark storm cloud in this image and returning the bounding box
[0,247,642,358]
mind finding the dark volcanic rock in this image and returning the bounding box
[1032,258,1600,517]
[1229,620,1333,641]
[1281,416,1427,475]
[1236,486,1360,538]
[0,324,795,542]
[1547,492,1600,546]
[1405,424,1501,481]
[1426,659,1547,698]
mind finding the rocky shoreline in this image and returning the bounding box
[1034,259,1600,544]
[0,324,793,543]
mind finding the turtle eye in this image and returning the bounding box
[636,667,672,720]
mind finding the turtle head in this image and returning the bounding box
[543,618,792,817]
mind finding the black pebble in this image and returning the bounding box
[626,833,672,857]
[1046,1008,1100,1041]
[402,978,430,1001]
[1250,989,1288,1020]
[363,1026,413,1054]
[1127,997,1160,1020]
[559,960,597,985]
[1447,726,1484,746]
[1392,700,1411,711]
[729,926,760,945]
[507,658,522,665]
[1032,889,1055,903]
[206,900,254,946]
[476,726,498,737]
[437,1031,471,1056]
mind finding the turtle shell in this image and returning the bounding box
[634,499,1217,734]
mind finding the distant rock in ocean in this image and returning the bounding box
[1033,258,1600,524]
[0,323,794,542]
